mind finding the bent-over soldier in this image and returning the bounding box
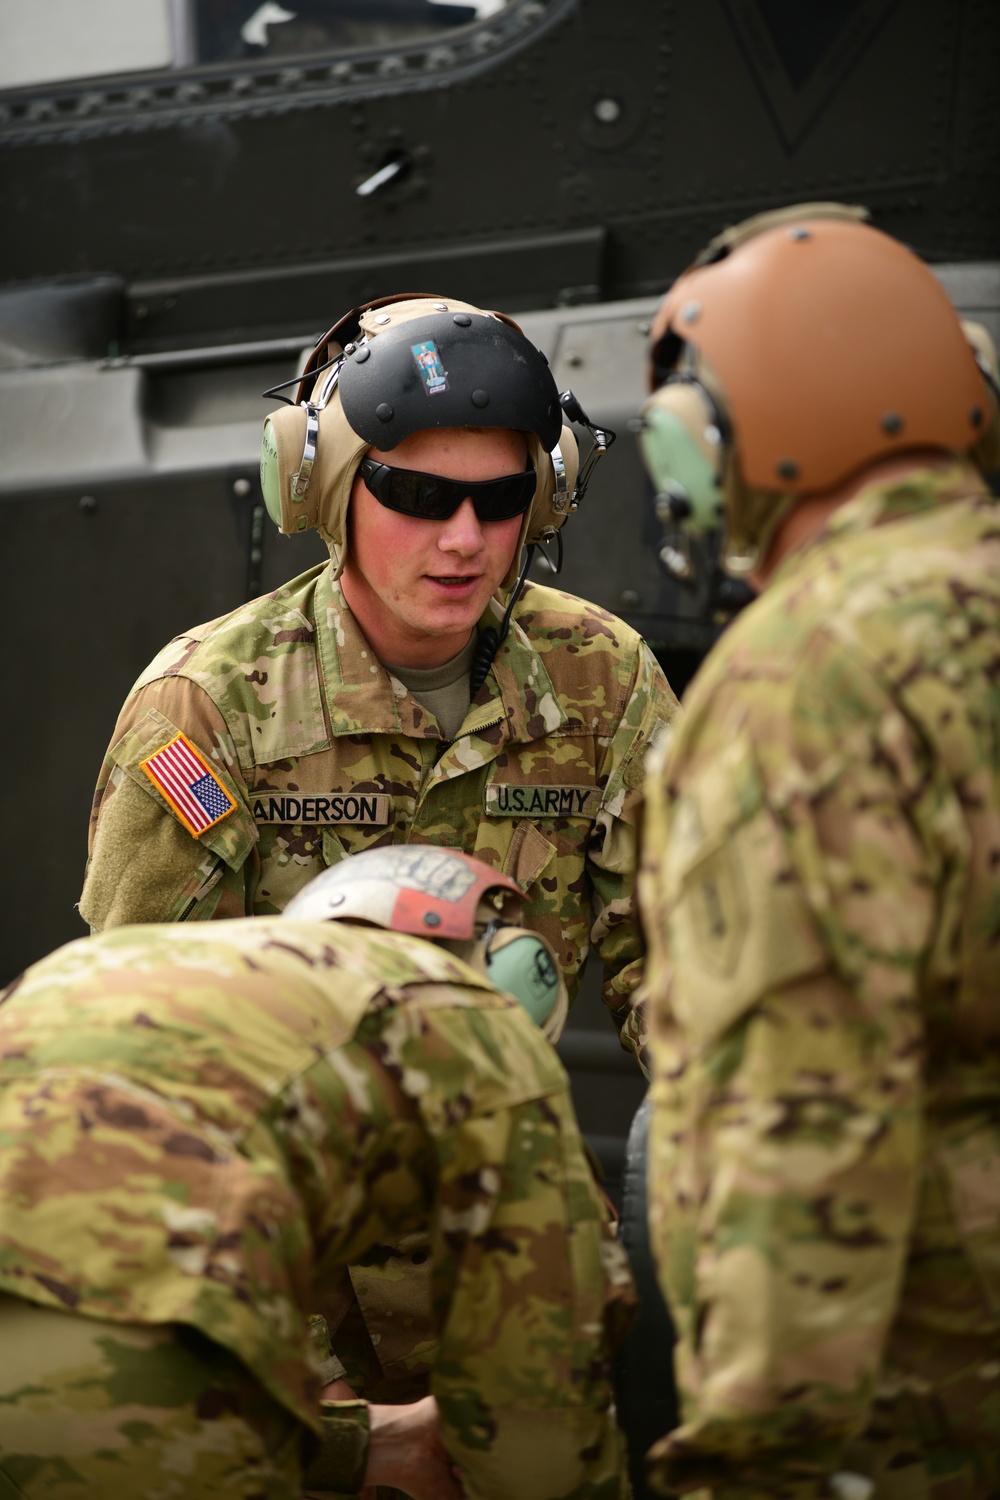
[0,849,633,1500]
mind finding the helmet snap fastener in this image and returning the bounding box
[375,402,394,422]
[453,313,472,326]
[374,314,391,324]
[423,911,442,927]
[471,389,490,408]
[354,346,370,363]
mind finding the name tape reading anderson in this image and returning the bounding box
[252,793,391,825]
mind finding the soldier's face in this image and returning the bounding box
[340,426,527,668]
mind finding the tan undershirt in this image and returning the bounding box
[384,635,477,741]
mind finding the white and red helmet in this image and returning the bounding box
[284,845,567,1039]
[285,844,521,937]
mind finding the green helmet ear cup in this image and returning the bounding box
[486,933,560,1026]
[638,382,726,532]
[260,418,283,526]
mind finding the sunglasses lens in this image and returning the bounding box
[363,462,535,521]
[388,471,457,519]
[472,469,536,520]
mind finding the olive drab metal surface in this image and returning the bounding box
[1,0,998,1193]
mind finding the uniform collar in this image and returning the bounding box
[771,456,985,587]
[313,569,566,742]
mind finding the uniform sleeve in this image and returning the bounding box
[590,639,679,1072]
[80,675,258,930]
[640,657,940,1498]
[428,1088,633,1500]
[319,992,633,1499]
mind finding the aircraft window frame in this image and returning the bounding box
[0,0,568,146]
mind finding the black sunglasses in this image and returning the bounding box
[359,457,536,522]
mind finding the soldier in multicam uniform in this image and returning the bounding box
[77,293,675,1446]
[80,293,677,1067]
[633,205,1000,1498]
[0,848,633,1500]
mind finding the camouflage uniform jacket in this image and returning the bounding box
[638,460,1000,1499]
[0,918,633,1500]
[81,565,676,1060]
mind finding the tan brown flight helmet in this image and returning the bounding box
[258,293,620,592]
[636,203,993,577]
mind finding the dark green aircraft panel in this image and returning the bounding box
[1,0,997,346]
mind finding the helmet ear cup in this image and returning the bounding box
[260,399,368,576]
[484,927,568,1041]
[637,380,728,533]
[259,404,318,535]
[636,360,797,580]
[523,424,580,541]
[496,426,579,591]
[260,417,283,526]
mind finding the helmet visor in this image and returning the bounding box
[360,458,537,522]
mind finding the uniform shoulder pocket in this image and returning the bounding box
[662,733,827,1050]
[111,708,256,870]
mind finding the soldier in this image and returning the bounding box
[633,205,1000,1497]
[0,847,633,1500]
[78,291,676,1462]
[80,292,677,1067]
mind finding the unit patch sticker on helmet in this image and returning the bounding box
[345,845,480,902]
[251,793,391,825]
[484,784,601,818]
[410,340,449,396]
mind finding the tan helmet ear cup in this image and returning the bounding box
[259,399,367,577]
[496,426,579,592]
[525,423,580,541]
[259,403,323,535]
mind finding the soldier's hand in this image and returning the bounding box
[364,1394,464,1500]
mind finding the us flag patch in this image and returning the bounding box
[140,733,237,838]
